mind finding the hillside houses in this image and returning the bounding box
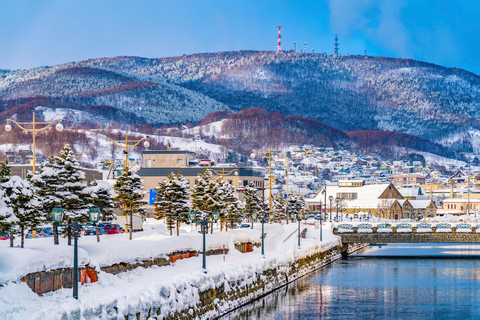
[253,145,480,220]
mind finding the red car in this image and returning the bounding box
[104,224,124,234]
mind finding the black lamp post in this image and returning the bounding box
[315,210,323,241]
[329,196,333,222]
[52,205,64,245]
[189,209,220,273]
[260,210,267,257]
[89,206,101,242]
[335,197,340,222]
[51,205,100,299]
[291,211,302,248]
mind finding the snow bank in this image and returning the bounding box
[0,222,341,319]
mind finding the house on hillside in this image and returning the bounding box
[449,170,467,185]
[393,174,426,186]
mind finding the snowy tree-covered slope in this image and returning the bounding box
[1,51,479,151]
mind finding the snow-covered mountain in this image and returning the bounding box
[1,51,479,152]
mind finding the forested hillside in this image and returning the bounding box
[0,50,479,153]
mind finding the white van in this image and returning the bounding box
[111,214,145,232]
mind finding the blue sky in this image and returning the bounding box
[1,0,479,74]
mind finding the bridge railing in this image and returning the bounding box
[334,222,479,234]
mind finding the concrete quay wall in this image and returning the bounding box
[127,242,366,320]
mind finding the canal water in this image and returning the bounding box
[221,243,480,319]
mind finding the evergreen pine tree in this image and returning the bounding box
[191,168,221,233]
[243,180,262,229]
[289,192,305,221]
[220,180,243,230]
[113,167,147,240]
[0,159,11,183]
[3,175,44,248]
[207,176,224,233]
[87,180,116,242]
[273,193,288,223]
[153,179,170,226]
[0,188,16,247]
[191,168,210,218]
[32,144,90,245]
[0,160,17,247]
[154,172,191,236]
[89,181,116,222]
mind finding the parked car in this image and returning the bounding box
[38,228,53,237]
[0,234,11,240]
[84,226,100,236]
[104,224,124,234]
[240,224,251,228]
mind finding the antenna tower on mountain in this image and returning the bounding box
[294,42,297,52]
[334,35,339,56]
[276,26,283,53]
[304,42,307,54]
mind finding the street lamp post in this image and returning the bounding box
[51,205,100,299]
[189,209,220,273]
[5,111,63,174]
[259,182,266,256]
[291,210,302,248]
[105,134,149,237]
[335,197,340,222]
[251,146,273,216]
[315,209,323,242]
[320,212,323,241]
[104,133,149,168]
[329,196,333,222]
[74,151,88,160]
[209,168,238,181]
[270,157,290,218]
[89,206,101,242]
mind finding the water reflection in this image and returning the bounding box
[221,244,480,319]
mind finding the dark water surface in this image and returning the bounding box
[221,243,480,319]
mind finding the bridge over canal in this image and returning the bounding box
[333,222,480,255]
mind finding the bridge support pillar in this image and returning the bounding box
[341,243,349,257]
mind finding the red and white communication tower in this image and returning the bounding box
[276,25,283,53]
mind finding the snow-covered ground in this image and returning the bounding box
[0,220,340,319]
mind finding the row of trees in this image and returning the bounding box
[0,144,115,248]
[153,168,307,236]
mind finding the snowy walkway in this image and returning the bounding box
[0,221,340,319]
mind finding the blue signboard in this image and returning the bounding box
[149,189,159,205]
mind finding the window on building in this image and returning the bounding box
[336,193,358,200]
[177,159,182,165]
[145,159,151,168]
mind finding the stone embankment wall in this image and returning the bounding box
[339,232,480,244]
[124,243,366,320]
[21,249,222,295]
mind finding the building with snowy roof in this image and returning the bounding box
[306,180,409,219]
[10,164,104,181]
[139,150,264,216]
[442,198,480,216]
